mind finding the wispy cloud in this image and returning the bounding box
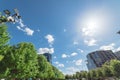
[64,67,80,75]
[62,54,69,58]
[84,38,97,46]
[45,34,54,47]
[73,41,79,45]
[54,61,59,64]
[71,52,78,56]
[38,48,54,54]
[99,43,120,52]
[77,49,84,53]
[53,56,57,59]
[54,61,64,68]
[62,52,78,58]
[100,43,115,51]
[75,59,83,66]
[64,29,67,32]
[37,29,40,32]
[57,64,64,68]
[24,27,34,36]
[16,19,34,36]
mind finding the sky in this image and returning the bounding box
[1,0,120,74]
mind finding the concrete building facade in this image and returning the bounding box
[86,50,118,70]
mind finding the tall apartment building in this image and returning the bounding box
[43,53,52,64]
[115,51,120,60]
[86,50,118,70]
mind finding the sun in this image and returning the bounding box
[76,8,112,38]
[86,17,100,30]
[81,15,103,37]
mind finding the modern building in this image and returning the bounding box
[43,53,52,64]
[115,51,120,60]
[86,50,118,70]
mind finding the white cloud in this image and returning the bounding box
[38,48,54,54]
[24,27,34,36]
[99,43,120,52]
[71,52,78,56]
[57,64,64,68]
[65,67,80,74]
[54,61,59,64]
[77,49,84,53]
[116,47,120,52]
[17,26,24,31]
[45,34,54,47]
[37,29,40,32]
[75,59,83,66]
[53,56,57,59]
[16,19,34,36]
[84,38,97,46]
[62,54,68,58]
[82,27,94,37]
[64,29,67,32]
[54,61,65,68]
[66,60,76,63]
[17,19,25,27]
[100,43,115,50]
[81,23,98,46]
[62,52,78,58]
[73,41,79,45]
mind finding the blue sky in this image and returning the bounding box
[1,0,120,74]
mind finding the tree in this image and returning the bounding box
[0,24,10,78]
[102,65,113,78]
[96,68,103,80]
[81,71,87,79]
[86,71,91,80]
[52,66,65,79]
[0,42,39,79]
[0,55,4,61]
[65,74,73,79]
[89,70,97,80]
[0,24,10,47]
[75,72,80,79]
[37,54,55,79]
[72,74,76,79]
[110,60,120,78]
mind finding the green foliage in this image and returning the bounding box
[96,68,103,78]
[0,55,4,61]
[0,24,65,79]
[81,71,87,78]
[89,69,97,79]
[0,43,39,79]
[37,55,55,79]
[102,65,113,77]
[75,72,81,79]
[52,66,65,79]
[65,74,73,79]
[110,60,120,78]
[0,24,10,78]
[0,24,10,47]
[86,71,91,79]
[0,16,8,23]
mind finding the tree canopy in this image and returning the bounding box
[0,24,65,79]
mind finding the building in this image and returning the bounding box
[115,51,120,60]
[86,50,118,70]
[43,53,52,64]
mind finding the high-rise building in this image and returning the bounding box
[115,51,120,60]
[86,50,118,70]
[43,53,52,64]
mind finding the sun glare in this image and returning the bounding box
[86,17,100,30]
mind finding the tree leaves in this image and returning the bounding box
[0,24,65,79]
